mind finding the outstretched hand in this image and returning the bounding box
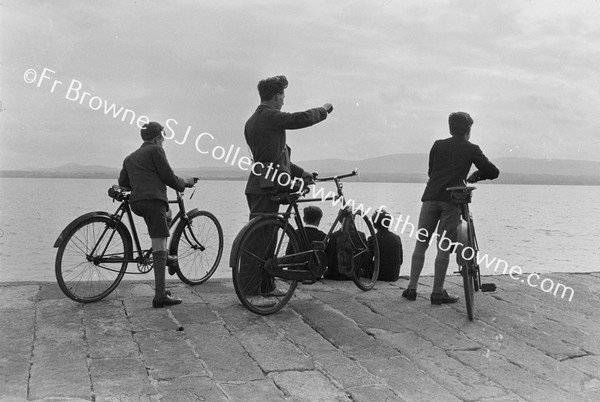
[323,103,334,114]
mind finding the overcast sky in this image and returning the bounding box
[1,0,599,170]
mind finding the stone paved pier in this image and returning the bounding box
[1,272,599,401]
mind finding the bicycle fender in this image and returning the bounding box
[168,208,202,249]
[53,211,112,248]
[455,220,472,265]
[171,208,199,228]
[229,215,286,268]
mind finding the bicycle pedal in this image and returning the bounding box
[481,283,496,292]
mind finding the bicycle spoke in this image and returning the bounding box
[349,212,380,291]
[232,217,298,315]
[171,211,223,285]
[56,217,130,303]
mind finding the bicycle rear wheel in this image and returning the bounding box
[170,210,223,285]
[349,211,380,291]
[463,262,475,321]
[55,216,132,303]
[232,217,299,315]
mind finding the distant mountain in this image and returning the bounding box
[51,162,118,173]
[1,155,599,185]
[296,154,600,185]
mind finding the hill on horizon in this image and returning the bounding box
[1,154,599,185]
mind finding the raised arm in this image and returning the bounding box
[271,107,329,130]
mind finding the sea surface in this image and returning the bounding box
[0,177,598,283]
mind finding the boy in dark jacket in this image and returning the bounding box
[370,210,403,282]
[119,122,195,308]
[403,112,499,305]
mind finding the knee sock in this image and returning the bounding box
[153,250,167,298]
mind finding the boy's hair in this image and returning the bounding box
[448,112,474,136]
[372,209,391,230]
[258,75,288,101]
[303,205,323,226]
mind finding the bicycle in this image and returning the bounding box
[447,184,496,321]
[53,179,224,303]
[230,169,380,315]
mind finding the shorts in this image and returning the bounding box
[130,200,170,238]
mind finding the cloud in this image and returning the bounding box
[1,0,599,170]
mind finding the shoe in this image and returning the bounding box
[430,290,459,305]
[167,255,178,276]
[402,288,417,301]
[249,296,277,308]
[263,288,288,297]
[302,279,316,285]
[152,294,183,308]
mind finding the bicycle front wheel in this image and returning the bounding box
[232,217,299,315]
[170,210,223,285]
[349,211,380,291]
[463,262,475,321]
[55,216,132,303]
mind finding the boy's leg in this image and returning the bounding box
[246,194,280,294]
[151,237,168,298]
[432,202,461,295]
[407,202,440,290]
[133,200,182,307]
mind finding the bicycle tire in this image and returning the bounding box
[170,210,223,285]
[349,211,380,291]
[466,216,479,320]
[463,262,475,321]
[471,220,481,292]
[232,217,299,315]
[55,215,132,303]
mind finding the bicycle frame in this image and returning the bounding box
[260,170,366,280]
[283,171,356,251]
[89,191,198,270]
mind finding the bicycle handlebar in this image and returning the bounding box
[314,168,359,182]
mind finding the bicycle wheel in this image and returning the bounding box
[170,210,223,285]
[463,262,475,321]
[55,216,132,303]
[349,211,380,291]
[232,217,299,315]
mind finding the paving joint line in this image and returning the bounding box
[80,304,96,402]
[26,293,40,401]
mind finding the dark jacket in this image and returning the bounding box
[244,104,328,194]
[286,225,326,255]
[369,229,403,282]
[422,136,499,202]
[118,142,186,205]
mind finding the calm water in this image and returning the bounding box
[0,178,598,282]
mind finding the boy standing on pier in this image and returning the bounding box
[403,112,499,305]
[119,121,196,308]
